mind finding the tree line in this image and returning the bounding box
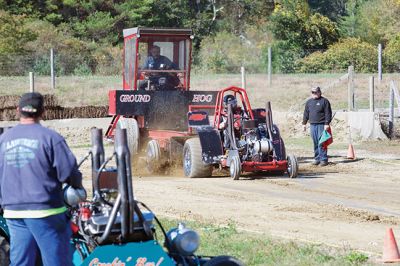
[0,0,399,75]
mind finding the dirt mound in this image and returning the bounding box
[379,114,400,139]
[0,94,108,120]
[281,111,348,142]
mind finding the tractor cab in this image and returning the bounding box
[123,27,193,91]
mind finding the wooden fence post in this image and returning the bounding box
[241,66,246,90]
[389,85,394,138]
[388,80,400,138]
[347,65,355,111]
[267,46,272,86]
[29,72,35,92]
[50,48,55,90]
[369,76,374,112]
[378,43,382,82]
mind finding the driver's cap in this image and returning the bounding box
[311,86,321,93]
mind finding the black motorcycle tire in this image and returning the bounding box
[204,256,244,266]
[0,236,10,266]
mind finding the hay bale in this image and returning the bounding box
[0,94,108,121]
[0,108,18,121]
[0,96,20,109]
[0,94,59,109]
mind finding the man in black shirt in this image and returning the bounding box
[141,45,180,90]
[143,45,176,70]
[302,86,332,166]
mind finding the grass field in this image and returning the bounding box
[158,218,371,266]
[1,73,399,111]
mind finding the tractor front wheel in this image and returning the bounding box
[146,139,161,174]
[117,117,140,155]
[229,155,241,180]
[183,138,212,178]
[0,236,10,266]
[287,154,299,178]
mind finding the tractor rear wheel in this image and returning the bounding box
[117,117,140,155]
[0,236,10,266]
[146,139,161,174]
[287,154,299,178]
[204,256,244,266]
[183,138,212,178]
[229,155,241,180]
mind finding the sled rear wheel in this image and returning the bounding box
[183,138,212,178]
[287,154,299,178]
[229,155,241,180]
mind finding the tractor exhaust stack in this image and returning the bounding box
[114,127,131,239]
[90,128,105,197]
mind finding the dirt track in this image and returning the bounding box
[130,153,400,257]
[2,117,398,257]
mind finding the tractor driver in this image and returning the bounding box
[140,45,182,90]
[218,95,247,149]
[143,45,177,70]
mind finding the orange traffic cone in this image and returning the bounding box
[347,143,355,159]
[382,228,400,263]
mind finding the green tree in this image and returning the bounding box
[298,38,377,73]
[0,11,35,55]
[270,0,339,50]
[198,26,270,73]
[73,11,118,43]
[0,0,281,74]
[269,0,339,72]
[214,0,274,35]
[352,0,400,44]
[24,20,95,75]
[384,33,400,72]
[338,0,362,37]
[308,0,348,21]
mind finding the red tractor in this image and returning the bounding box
[106,27,217,173]
[106,27,298,179]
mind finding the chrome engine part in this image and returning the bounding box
[242,124,273,161]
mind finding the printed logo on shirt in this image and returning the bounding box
[2,138,39,168]
[316,103,320,105]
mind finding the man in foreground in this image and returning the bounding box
[0,92,83,266]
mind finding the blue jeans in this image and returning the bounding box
[6,212,72,266]
[310,123,328,162]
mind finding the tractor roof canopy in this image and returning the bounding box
[123,27,193,91]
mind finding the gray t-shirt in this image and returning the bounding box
[0,123,82,210]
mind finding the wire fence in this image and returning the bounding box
[1,47,399,77]
[0,53,122,76]
[1,49,399,115]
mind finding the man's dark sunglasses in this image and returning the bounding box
[311,91,317,94]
